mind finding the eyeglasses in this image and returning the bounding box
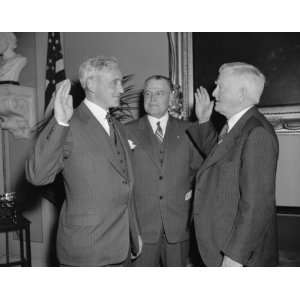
[143,90,168,98]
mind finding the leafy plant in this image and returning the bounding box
[168,84,186,120]
[110,74,142,123]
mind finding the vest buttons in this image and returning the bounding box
[159,196,163,200]
[122,180,127,184]
[159,176,163,180]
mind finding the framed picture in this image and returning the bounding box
[192,32,300,124]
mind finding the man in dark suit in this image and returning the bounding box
[126,75,203,266]
[26,56,142,266]
[188,62,279,266]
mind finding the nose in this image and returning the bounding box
[212,86,218,98]
[150,94,155,101]
[150,93,159,102]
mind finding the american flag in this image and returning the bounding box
[44,32,66,117]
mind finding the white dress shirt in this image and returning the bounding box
[56,98,111,136]
[147,113,169,138]
[84,99,110,135]
[227,106,253,133]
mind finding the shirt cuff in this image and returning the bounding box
[56,120,70,127]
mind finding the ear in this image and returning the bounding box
[239,87,247,104]
[86,77,95,93]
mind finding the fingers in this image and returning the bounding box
[194,86,214,123]
[56,79,71,102]
[55,80,72,111]
[195,86,210,104]
[66,95,73,108]
[60,79,71,97]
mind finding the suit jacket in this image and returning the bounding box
[125,115,203,244]
[188,107,279,266]
[26,103,141,266]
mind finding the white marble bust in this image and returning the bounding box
[0,33,27,82]
[0,33,35,138]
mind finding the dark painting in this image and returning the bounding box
[193,32,300,107]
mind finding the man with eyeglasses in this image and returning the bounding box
[125,75,203,266]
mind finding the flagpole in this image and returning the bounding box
[2,128,7,193]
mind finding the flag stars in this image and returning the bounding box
[45,33,66,112]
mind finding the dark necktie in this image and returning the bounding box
[218,122,229,144]
[106,112,117,145]
[155,121,164,143]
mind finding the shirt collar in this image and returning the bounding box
[84,98,108,121]
[147,113,169,135]
[227,105,253,132]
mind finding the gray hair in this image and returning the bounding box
[78,55,119,89]
[219,62,265,104]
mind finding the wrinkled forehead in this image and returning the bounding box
[145,79,171,91]
[97,66,122,79]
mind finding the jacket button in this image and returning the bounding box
[159,196,163,200]
[159,176,163,180]
[122,180,127,184]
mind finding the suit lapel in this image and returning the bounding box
[163,117,181,170]
[77,103,127,179]
[198,107,258,174]
[114,121,134,184]
[134,116,161,169]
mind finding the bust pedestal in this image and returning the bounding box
[0,84,35,138]
[0,84,36,194]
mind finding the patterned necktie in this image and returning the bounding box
[155,121,164,143]
[106,112,117,145]
[218,122,229,144]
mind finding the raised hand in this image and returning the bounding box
[194,86,214,123]
[54,79,73,124]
